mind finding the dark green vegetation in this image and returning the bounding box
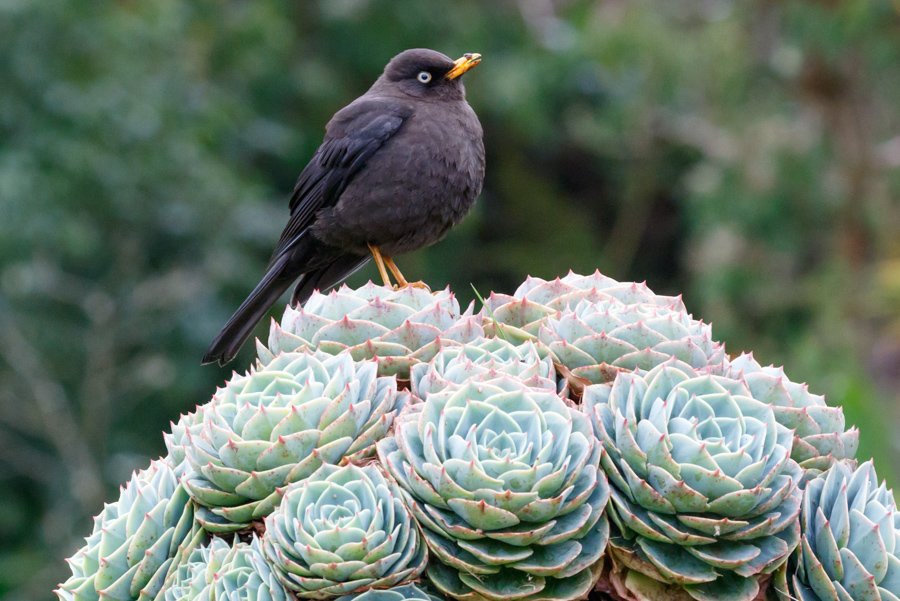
[1,1,899,599]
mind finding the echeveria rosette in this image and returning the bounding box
[56,459,203,601]
[377,376,611,601]
[536,299,726,385]
[258,283,482,377]
[774,460,900,601]
[503,271,685,312]
[164,410,203,470]
[181,351,409,533]
[262,463,427,599]
[335,583,442,601]
[482,273,726,385]
[410,338,557,398]
[481,271,684,339]
[163,535,288,601]
[729,353,859,478]
[583,361,803,601]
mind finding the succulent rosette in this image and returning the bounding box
[775,460,900,601]
[262,463,427,599]
[583,361,803,601]
[181,351,409,533]
[482,273,725,385]
[56,460,203,601]
[258,283,483,377]
[164,410,203,470]
[410,337,557,397]
[163,535,288,601]
[537,299,726,384]
[481,271,684,337]
[497,271,683,309]
[335,583,442,601]
[729,353,859,477]
[377,375,611,601]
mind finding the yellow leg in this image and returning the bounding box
[368,244,392,287]
[384,257,431,291]
[383,256,408,287]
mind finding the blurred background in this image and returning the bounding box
[2,0,900,598]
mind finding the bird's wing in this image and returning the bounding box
[267,98,411,268]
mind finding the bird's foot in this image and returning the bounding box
[367,244,393,287]
[384,256,409,287]
[395,280,431,292]
[378,255,430,292]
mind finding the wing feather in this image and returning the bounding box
[267,98,411,267]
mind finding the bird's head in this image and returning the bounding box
[377,49,481,102]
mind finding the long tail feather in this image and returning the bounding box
[202,254,295,366]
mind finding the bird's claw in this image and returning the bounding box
[394,281,431,293]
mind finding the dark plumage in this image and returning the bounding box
[202,48,485,366]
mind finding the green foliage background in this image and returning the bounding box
[2,0,899,598]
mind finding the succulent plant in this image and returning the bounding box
[774,460,900,601]
[181,351,409,533]
[498,271,685,311]
[258,283,482,377]
[377,374,611,601]
[164,410,203,470]
[482,273,726,385]
[335,583,442,601]
[729,353,859,477]
[262,463,427,599]
[583,360,803,601]
[162,535,288,601]
[58,268,882,601]
[481,271,681,337]
[409,337,557,398]
[56,459,203,601]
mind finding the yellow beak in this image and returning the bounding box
[445,53,482,80]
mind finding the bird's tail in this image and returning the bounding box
[291,254,370,306]
[202,254,296,366]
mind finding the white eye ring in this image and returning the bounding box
[417,71,432,83]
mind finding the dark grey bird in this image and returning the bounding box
[202,49,485,366]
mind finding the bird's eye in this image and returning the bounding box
[417,71,432,84]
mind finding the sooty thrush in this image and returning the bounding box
[202,49,485,366]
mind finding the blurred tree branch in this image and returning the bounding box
[0,295,104,514]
